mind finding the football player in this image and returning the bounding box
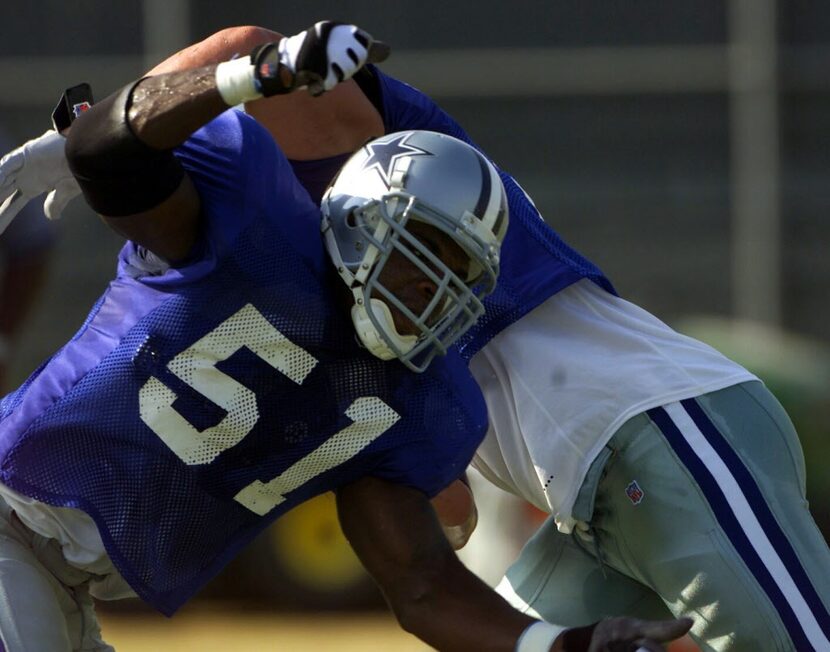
[0,21,691,652]
[139,23,830,652]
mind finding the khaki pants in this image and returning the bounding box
[497,382,830,652]
[0,497,113,652]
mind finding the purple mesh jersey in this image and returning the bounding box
[0,111,488,615]
[289,66,616,358]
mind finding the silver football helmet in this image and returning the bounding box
[321,130,509,372]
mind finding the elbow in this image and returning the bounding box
[213,25,283,53]
[65,93,116,181]
[384,565,447,636]
[145,25,283,77]
[65,85,185,218]
[389,587,434,637]
[64,84,145,179]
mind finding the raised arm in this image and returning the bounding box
[64,21,379,260]
[148,25,383,160]
[0,23,384,238]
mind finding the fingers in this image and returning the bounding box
[0,150,24,193]
[0,190,26,236]
[325,24,368,90]
[587,617,693,652]
[0,129,73,230]
[367,40,391,64]
[44,177,81,220]
[319,23,378,93]
[284,21,388,97]
[636,617,693,642]
[306,79,327,98]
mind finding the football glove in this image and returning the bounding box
[217,21,388,105]
[268,21,376,96]
[0,130,80,236]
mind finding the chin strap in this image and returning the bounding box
[350,290,416,361]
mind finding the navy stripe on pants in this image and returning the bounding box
[648,402,830,651]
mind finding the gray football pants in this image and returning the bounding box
[496,381,830,652]
[0,497,113,652]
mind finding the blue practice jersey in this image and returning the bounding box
[290,66,616,359]
[0,111,488,615]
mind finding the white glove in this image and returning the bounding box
[279,21,373,95]
[217,22,386,106]
[0,129,80,236]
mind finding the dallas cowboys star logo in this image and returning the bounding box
[362,133,433,188]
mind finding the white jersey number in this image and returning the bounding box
[139,303,400,515]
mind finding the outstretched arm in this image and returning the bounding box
[148,25,383,160]
[0,23,384,236]
[64,21,378,260]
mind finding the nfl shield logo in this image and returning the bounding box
[625,480,644,505]
[72,101,92,118]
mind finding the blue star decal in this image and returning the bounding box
[362,133,433,188]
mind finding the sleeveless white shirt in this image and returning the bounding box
[469,279,756,532]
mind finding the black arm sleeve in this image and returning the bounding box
[65,80,185,217]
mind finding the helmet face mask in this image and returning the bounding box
[321,130,508,372]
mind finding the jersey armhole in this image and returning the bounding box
[353,66,384,120]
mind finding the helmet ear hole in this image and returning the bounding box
[345,210,358,228]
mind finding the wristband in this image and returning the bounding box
[66,83,184,217]
[516,621,566,652]
[215,56,262,106]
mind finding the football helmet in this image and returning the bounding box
[321,130,508,372]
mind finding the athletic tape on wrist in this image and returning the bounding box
[215,56,261,106]
[515,621,566,652]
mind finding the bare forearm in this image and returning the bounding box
[64,70,222,260]
[146,25,281,76]
[128,66,228,150]
[337,477,537,651]
[386,555,534,651]
[146,24,383,159]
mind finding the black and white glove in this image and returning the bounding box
[260,21,374,96]
[215,21,388,105]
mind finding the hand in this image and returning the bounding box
[253,21,383,97]
[431,478,478,550]
[575,616,693,652]
[0,130,80,236]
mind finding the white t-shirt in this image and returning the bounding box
[0,484,134,599]
[469,279,757,532]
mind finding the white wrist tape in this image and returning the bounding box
[215,56,262,106]
[515,621,566,652]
